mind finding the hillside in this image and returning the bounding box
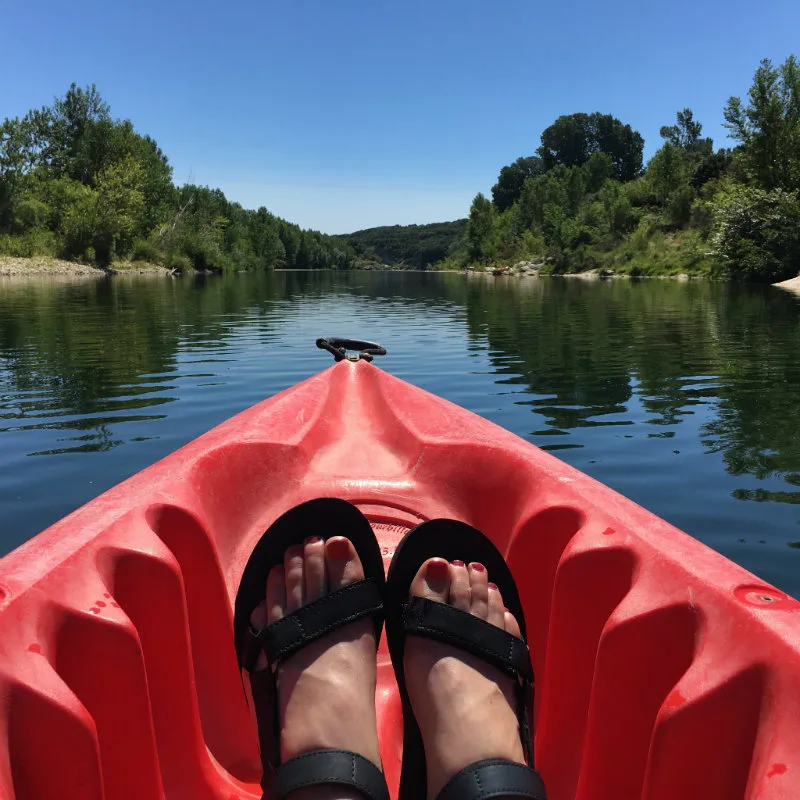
[339,220,466,268]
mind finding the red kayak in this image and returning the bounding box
[1,342,798,799]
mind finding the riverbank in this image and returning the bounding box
[0,257,171,277]
[775,275,800,294]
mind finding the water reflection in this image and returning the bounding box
[1,272,799,595]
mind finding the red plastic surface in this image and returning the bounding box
[1,359,799,799]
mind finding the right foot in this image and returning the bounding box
[404,557,527,798]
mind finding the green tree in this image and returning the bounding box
[491,156,545,211]
[466,193,496,262]
[661,108,700,149]
[647,143,688,203]
[712,186,800,281]
[660,108,714,164]
[724,56,800,190]
[93,155,146,264]
[537,112,644,181]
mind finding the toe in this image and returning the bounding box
[284,545,304,613]
[468,562,489,619]
[487,581,505,628]
[249,599,268,630]
[303,536,326,602]
[410,558,451,603]
[266,565,286,624]
[449,560,471,611]
[504,608,522,638]
[325,536,365,590]
[248,600,269,671]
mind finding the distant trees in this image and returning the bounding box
[491,156,545,212]
[537,112,644,182]
[0,84,358,271]
[457,56,800,281]
[466,193,497,262]
[341,220,466,268]
[712,56,800,281]
[723,56,800,192]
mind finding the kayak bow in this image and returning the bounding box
[0,354,797,799]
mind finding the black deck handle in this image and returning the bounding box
[316,337,387,363]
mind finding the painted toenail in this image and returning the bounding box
[452,560,465,567]
[305,536,322,544]
[426,559,450,580]
[327,537,350,558]
[488,582,498,591]
[469,562,485,573]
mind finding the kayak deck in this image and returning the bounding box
[0,359,798,799]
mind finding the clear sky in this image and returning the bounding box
[2,0,799,234]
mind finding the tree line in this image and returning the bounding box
[339,220,466,268]
[451,55,800,282]
[0,85,361,271]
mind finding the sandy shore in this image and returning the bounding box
[0,257,170,277]
[774,275,800,294]
[0,257,106,276]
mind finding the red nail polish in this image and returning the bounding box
[470,562,486,573]
[426,559,450,580]
[304,536,322,545]
[327,537,350,558]
[452,559,465,567]
[488,582,498,591]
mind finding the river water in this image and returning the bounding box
[1,271,799,596]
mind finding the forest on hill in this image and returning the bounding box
[447,54,800,282]
[0,85,360,271]
[346,54,800,282]
[338,220,466,268]
[3,53,799,282]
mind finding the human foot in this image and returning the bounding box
[249,535,382,790]
[404,557,527,798]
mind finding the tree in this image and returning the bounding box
[712,186,800,281]
[537,112,644,181]
[724,56,800,191]
[660,108,703,150]
[647,143,687,202]
[48,83,111,180]
[691,149,733,189]
[660,108,713,162]
[583,152,613,193]
[466,193,496,262]
[491,156,545,211]
[93,155,146,263]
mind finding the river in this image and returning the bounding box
[1,271,799,596]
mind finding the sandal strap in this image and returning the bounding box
[261,578,383,666]
[436,758,547,800]
[402,596,533,681]
[273,749,389,800]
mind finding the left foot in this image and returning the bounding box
[249,535,382,775]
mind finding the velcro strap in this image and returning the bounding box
[263,578,383,665]
[402,597,533,681]
[273,749,389,800]
[436,758,547,800]
[241,624,265,672]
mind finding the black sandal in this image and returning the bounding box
[234,498,390,800]
[385,519,547,800]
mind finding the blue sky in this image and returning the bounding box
[2,1,799,234]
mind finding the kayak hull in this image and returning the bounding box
[0,359,798,799]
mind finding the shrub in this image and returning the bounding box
[0,230,58,257]
[712,187,800,281]
[131,238,163,263]
[166,251,192,272]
